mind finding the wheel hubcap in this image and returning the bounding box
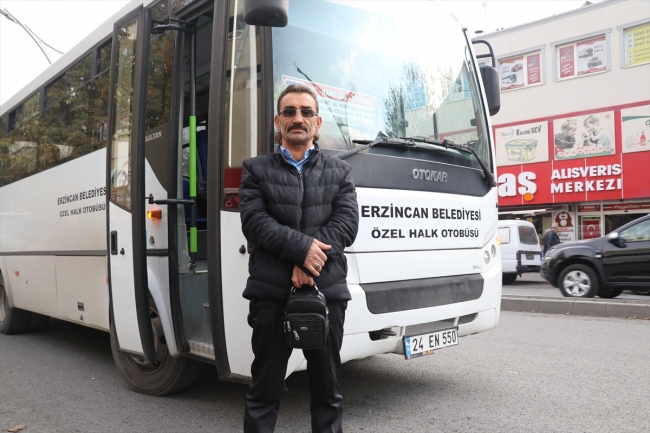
[126,306,168,374]
[0,283,7,322]
[563,271,591,296]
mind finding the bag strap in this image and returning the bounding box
[291,284,320,295]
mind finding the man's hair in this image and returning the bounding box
[583,115,599,127]
[552,222,559,229]
[275,84,320,144]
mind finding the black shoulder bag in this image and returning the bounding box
[284,285,329,349]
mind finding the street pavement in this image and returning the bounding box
[1,311,649,432]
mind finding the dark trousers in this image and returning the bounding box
[244,298,347,433]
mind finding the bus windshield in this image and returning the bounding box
[272,0,491,172]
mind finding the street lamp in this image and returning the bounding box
[0,7,63,65]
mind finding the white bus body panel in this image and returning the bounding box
[0,149,107,253]
[221,211,255,377]
[221,185,502,377]
[109,201,143,354]
[55,256,109,329]
[0,149,108,325]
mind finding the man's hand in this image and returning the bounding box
[303,239,331,277]
[292,265,314,288]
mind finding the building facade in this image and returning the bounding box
[475,0,650,242]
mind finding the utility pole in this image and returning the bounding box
[0,7,63,65]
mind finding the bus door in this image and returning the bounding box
[106,5,159,361]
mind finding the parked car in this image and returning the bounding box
[499,220,542,285]
[587,57,602,68]
[541,214,650,298]
[501,74,517,84]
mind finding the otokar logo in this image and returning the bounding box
[497,172,537,198]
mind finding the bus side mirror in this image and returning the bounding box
[479,65,501,116]
[244,0,289,27]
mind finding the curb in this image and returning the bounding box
[502,296,650,319]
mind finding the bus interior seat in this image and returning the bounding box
[196,129,208,199]
[181,128,209,225]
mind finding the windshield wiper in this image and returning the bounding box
[401,137,496,188]
[336,138,416,160]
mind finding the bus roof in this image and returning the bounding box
[1,0,150,116]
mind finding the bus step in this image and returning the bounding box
[187,337,215,360]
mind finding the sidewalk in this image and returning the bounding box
[500,273,650,319]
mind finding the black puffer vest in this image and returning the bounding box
[239,146,359,301]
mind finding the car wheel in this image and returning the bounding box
[632,288,650,296]
[597,288,623,299]
[0,274,32,335]
[558,264,599,298]
[502,273,518,285]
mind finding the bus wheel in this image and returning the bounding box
[109,296,202,396]
[0,275,31,335]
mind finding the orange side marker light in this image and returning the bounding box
[147,209,162,220]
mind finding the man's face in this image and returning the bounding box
[274,92,322,147]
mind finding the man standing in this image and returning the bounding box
[543,223,561,254]
[239,84,359,433]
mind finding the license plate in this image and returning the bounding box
[522,253,540,265]
[403,327,459,360]
[526,254,534,260]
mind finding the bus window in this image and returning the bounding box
[0,114,6,139]
[45,75,66,109]
[66,54,93,95]
[22,91,41,123]
[221,1,261,210]
[97,41,112,76]
[110,18,139,210]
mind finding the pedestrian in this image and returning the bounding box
[239,83,359,433]
[543,223,561,254]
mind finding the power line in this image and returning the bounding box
[1,7,63,64]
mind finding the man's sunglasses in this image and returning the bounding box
[278,108,318,118]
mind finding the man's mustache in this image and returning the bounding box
[288,124,308,132]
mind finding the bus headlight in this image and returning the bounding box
[483,250,490,265]
[491,244,497,257]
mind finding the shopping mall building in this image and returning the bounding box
[474,0,650,242]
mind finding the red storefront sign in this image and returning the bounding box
[559,45,575,78]
[494,102,650,207]
[602,202,650,211]
[527,53,541,85]
[578,205,601,212]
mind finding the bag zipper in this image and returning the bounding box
[293,330,300,340]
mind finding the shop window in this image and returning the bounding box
[618,19,650,68]
[552,30,611,81]
[497,48,544,92]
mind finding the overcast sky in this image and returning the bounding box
[1,0,589,106]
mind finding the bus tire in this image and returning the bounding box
[28,312,51,332]
[0,274,31,335]
[109,296,202,396]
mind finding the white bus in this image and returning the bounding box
[0,0,503,395]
